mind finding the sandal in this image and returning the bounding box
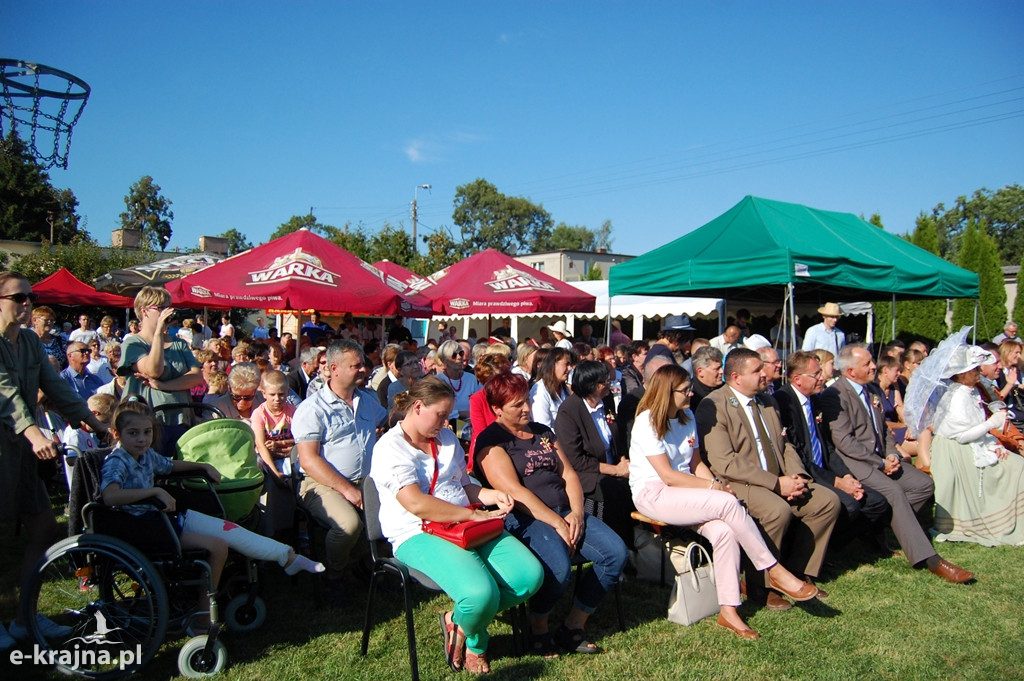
[464,650,490,674]
[438,611,463,671]
[531,632,561,659]
[554,626,599,654]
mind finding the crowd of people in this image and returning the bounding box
[3,270,1023,670]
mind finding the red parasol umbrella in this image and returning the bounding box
[33,268,135,307]
[371,260,431,297]
[415,249,596,316]
[167,229,431,317]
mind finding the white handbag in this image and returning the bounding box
[667,542,719,626]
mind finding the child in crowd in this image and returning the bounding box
[62,393,116,486]
[251,370,296,485]
[100,400,323,629]
[203,371,229,400]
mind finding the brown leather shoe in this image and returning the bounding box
[768,574,819,602]
[929,558,973,583]
[805,577,829,600]
[765,591,793,611]
[716,613,760,639]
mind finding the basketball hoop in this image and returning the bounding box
[0,59,90,169]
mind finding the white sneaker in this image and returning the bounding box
[8,614,72,641]
[0,623,15,651]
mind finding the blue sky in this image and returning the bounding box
[4,2,1022,257]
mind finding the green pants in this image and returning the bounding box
[396,531,542,654]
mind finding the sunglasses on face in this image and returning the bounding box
[451,350,465,359]
[71,349,91,355]
[230,393,255,403]
[1,292,39,304]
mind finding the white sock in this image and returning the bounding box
[285,554,325,576]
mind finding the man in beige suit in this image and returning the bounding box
[697,348,839,608]
[819,344,973,583]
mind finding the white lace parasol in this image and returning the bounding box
[903,326,972,438]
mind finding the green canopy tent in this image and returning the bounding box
[609,195,980,343]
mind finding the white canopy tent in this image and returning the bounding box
[433,280,723,343]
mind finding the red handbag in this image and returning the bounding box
[421,440,504,550]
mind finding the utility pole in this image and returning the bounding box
[412,184,431,251]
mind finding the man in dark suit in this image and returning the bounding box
[555,360,633,547]
[697,348,838,608]
[689,346,723,413]
[775,351,891,552]
[287,345,324,401]
[818,344,973,583]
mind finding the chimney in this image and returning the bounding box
[111,228,142,249]
[199,236,230,255]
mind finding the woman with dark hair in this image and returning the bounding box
[370,377,542,673]
[629,363,814,639]
[554,360,634,546]
[476,373,627,658]
[620,341,648,396]
[529,347,550,385]
[530,347,574,428]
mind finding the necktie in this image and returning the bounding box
[750,400,781,475]
[860,387,882,453]
[803,399,824,467]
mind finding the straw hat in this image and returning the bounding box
[547,320,571,337]
[817,302,844,317]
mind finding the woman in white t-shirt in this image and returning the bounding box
[629,363,814,640]
[369,377,542,674]
[530,347,573,428]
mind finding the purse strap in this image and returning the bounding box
[427,438,440,497]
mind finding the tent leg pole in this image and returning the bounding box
[891,293,896,345]
[973,300,978,343]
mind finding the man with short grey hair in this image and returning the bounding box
[287,345,325,401]
[690,346,724,413]
[819,344,973,583]
[993,322,1020,345]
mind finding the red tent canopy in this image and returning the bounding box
[371,260,430,297]
[416,249,596,315]
[33,268,135,307]
[167,229,432,317]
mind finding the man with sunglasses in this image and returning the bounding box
[0,273,109,649]
[775,352,891,555]
[60,342,105,401]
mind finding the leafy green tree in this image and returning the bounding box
[12,233,153,283]
[545,223,596,251]
[1014,251,1024,328]
[452,178,553,256]
[365,224,416,268]
[415,228,460,276]
[219,228,253,256]
[896,215,948,344]
[930,185,1024,265]
[120,175,174,250]
[327,224,370,261]
[0,131,82,243]
[584,263,605,280]
[951,220,1006,339]
[269,214,324,240]
[867,214,894,344]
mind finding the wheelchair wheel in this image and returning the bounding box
[224,593,267,632]
[22,535,169,679]
[177,635,228,677]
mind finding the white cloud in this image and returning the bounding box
[404,132,484,164]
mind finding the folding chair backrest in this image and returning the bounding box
[362,477,393,560]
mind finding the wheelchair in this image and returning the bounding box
[21,416,270,679]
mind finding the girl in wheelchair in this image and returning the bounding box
[100,400,324,628]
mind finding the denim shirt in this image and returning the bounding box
[292,386,387,481]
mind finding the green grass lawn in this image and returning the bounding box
[3,501,1023,681]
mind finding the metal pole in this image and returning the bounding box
[973,300,979,344]
[891,293,896,343]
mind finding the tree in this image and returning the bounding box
[951,220,1006,339]
[415,228,460,276]
[269,214,324,240]
[0,131,82,243]
[12,232,153,283]
[219,228,253,256]
[327,224,370,262]
[365,224,416,269]
[545,223,596,251]
[930,185,1024,265]
[452,178,553,256]
[896,215,948,344]
[1014,251,1024,328]
[120,176,174,250]
[584,263,605,280]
